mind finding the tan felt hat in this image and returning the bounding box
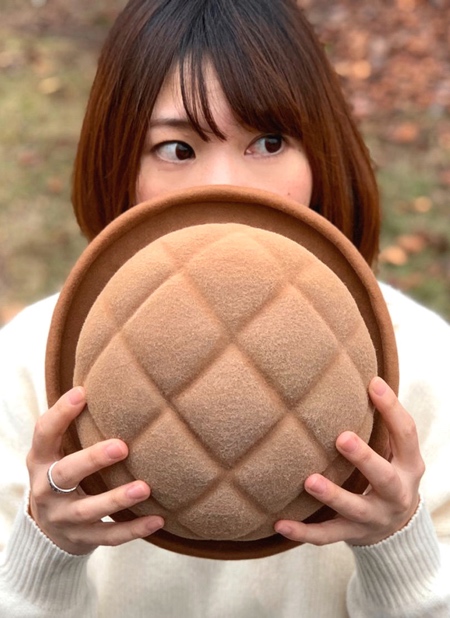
[45,185,398,560]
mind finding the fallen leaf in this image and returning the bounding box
[413,196,433,213]
[388,122,420,144]
[46,176,64,194]
[397,234,428,254]
[17,150,41,167]
[396,0,417,11]
[439,169,450,186]
[38,76,62,95]
[379,246,409,265]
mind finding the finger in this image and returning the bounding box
[85,515,165,549]
[67,481,152,524]
[60,514,165,555]
[302,472,389,524]
[47,439,129,491]
[274,517,358,546]
[335,431,402,501]
[369,377,422,467]
[30,387,86,463]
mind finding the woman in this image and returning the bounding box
[1,0,449,615]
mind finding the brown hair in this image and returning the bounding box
[72,0,380,264]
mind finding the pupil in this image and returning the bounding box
[175,143,192,160]
[265,136,282,153]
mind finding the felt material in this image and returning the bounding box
[45,185,399,560]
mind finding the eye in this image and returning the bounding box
[246,134,284,157]
[153,141,195,162]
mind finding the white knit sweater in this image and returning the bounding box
[0,284,449,617]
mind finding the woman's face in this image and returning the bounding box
[136,67,313,205]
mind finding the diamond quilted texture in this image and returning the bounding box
[128,407,222,512]
[175,344,285,467]
[292,349,374,456]
[185,231,285,330]
[77,333,167,442]
[99,243,176,326]
[122,272,227,397]
[74,295,118,379]
[238,284,340,406]
[234,415,329,514]
[74,222,378,542]
[292,260,364,341]
[178,482,268,540]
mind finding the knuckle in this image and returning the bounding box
[377,467,398,492]
[415,456,426,479]
[71,500,91,523]
[33,416,48,443]
[104,524,132,547]
[56,469,73,488]
[84,448,104,472]
[87,443,113,469]
[30,491,47,513]
[352,502,371,523]
[399,416,418,442]
[358,447,373,467]
[105,489,129,515]
[25,451,36,473]
[44,506,64,528]
[64,527,84,547]
[377,509,396,530]
[395,490,414,514]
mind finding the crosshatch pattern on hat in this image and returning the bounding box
[73,223,377,542]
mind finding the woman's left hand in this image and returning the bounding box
[274,377,425,546]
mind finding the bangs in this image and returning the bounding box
[176,0,310,141]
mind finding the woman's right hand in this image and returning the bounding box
[26,386,164,555]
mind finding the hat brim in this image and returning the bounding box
[45,185,398,560]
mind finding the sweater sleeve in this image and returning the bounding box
[0,297,99,617]
[347,500,450,617]
[346,285,450,617]
[0,495,95,617]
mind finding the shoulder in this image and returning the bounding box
[0,294,59,347]
[378,282,450,374]
[379,281,449,433]
[378,284,450,513]
[0,294,60,417]
[379,281,449,337]
[378,281,450,375]
[0,294,59,337]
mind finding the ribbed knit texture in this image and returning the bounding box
[0,287,449,617]
[0,498,94,616]
[348,500,449,616]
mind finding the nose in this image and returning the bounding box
[196,154,247,188]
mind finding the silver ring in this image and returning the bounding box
[47,461,78,494]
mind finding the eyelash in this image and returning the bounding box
[152,134,286,163]
[247,134,285,156]
[152,141,194,163]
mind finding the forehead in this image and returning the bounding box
[150,64,236,128]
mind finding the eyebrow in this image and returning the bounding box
[148,116,218,137]
[149,117,196,130]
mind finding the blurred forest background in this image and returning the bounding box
[0,0,449,326]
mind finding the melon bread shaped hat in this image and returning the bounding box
[46,185,399,561]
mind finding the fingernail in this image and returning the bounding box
[147,517,164,533]
[126,483,149,500]
[275,523,293,536]
[371,377,387,396]
[68,387,84,405]
[339,432,358,453]
[105,442,125,460]
[306,475,326,494]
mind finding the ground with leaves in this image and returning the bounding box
[0,0,449,324]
